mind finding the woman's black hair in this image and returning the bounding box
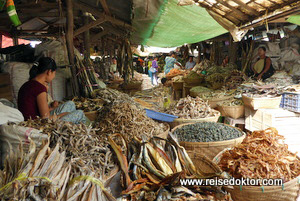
[29,57,57,80]
[161,77,167,84]
[259,46,266,52]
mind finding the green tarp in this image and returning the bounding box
[287,15,300,26]
[143,0,228,47]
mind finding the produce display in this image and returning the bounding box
[18,119,115,177]
[219,128,300,182]
[173,122,243,142]
[183,71,203,81]
[167,96,219,119]
[72,97,104,112]
[190,86,213,94]
[166,68,184,78]
[242,82,281,98]
[95,102,168,141]
[225,70,244,90]
[109,133,226,200]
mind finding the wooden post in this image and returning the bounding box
[229,35,238,64]
[65,0,80,96]
[83,15,90,59]
[13,36,18,46]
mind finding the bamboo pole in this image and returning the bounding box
[65,0,80,96]
[83,15,90,59]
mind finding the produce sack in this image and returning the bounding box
[0,123,48,167]
[0,102,24,125]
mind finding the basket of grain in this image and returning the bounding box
[169,113,220,129]
[189,86,213,98]
[213,128,300,201]
[172,122,246,160]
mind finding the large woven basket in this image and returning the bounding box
[242,95,282,110]
[171,122,245,160]
[190,153,223,177]
[217,105,245,119]
[213,150,300,201]
[183,76,204,85]
[168,111,220,129]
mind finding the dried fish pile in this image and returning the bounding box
[206,73,227,88]
[72,97,104,112]
[109,133,226,200]
[241,82,281,98]
[174,122,243,142]
[91,88,135,104]
[219,128,300,181]
[0,141,71,200]
[96,102,168,141]
[225,70,245,89]
[218,99,244,106]
[167,96,219,119]
[133,86,166,111]
[196,90,235,100]
[18,118,116,177]
[265,71,295,88]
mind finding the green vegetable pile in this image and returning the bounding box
[174,122,242,142]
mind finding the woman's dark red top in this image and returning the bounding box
[18,80,47,120]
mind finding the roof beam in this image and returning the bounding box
[74,1,132,30]
[230,0,260,16]
[99,0,111,15]
[91,30,109,42]
[216,0,249,21]
[74,17,106,37]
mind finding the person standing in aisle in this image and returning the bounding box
[147,57,153,77]
[185,56,196,70]
[251,47,275,80]
[164,52,182,74]
[150,57,159,85]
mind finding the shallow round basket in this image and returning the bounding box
[217,105,245,119]
[213,150,300,201]
[204,95,235,109]
[168,111,220,129]
[172,81,184,90]
[171,122,246,160]
[190,152,223,177]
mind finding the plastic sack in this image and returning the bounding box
[0,102,24,125]
[0,123,48,167]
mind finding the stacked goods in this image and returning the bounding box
[167,96,219,119]
[183,71,204,84]
[217,99,245,119]
[95,102,169,141]
[225,70,244,90]
[174,122,243,142]
[109,133,227,200]
[72,97,104,112]
[172,122,245,160]
[219,128,300,181]
[18,119,116,178]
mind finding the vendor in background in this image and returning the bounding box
[147,57,153,76]
[150,57,159,85]
[185,56,196,70]
[164,52,183,74]
[251,47,275,80]
[222,55,229,67]
[18,57,86,124]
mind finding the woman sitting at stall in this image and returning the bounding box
[251,47,275,80]
[18,57,86,124]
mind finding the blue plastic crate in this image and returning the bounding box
[145,109,178,122]
[280,94,285,108]
[282,92,300,113]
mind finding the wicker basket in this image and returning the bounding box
[217,105,245,119]
[242,95,282,110]
[84,111,98,121]
[172,123,246,160]
[183,76,204,85]
[213,150,300,201]
[190,153,223,177]
[172,81,184,90]
[168,112,220,129]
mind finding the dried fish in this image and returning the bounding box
[218,99,244,106]
[72,97,105,112]
[167,96,219,119]
[95,102,168,141]
[219,128,300,182]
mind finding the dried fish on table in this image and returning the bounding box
[241,82,281,98]
[219,128,300,182]
[108,133,227,201]
[173,122,243,142]
[72,96,105,112]
[218,99,244,106]
[0,141,71,200]
[166,96,219,119]
[95,102,168,141]
[91,88,136,104]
